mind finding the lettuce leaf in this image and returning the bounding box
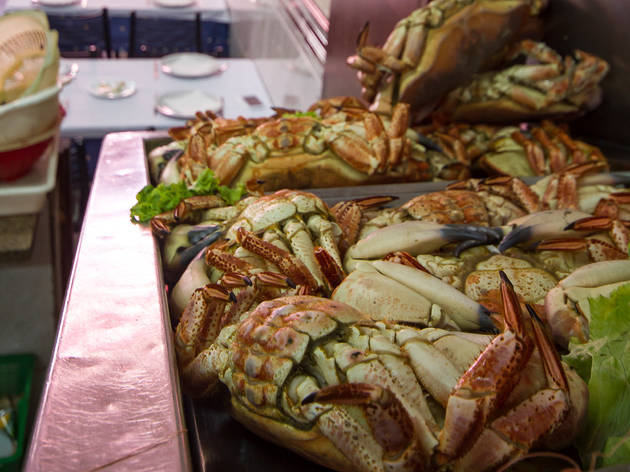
[130,169,245,223]
[564,283,630,467]
[281,111,319,119]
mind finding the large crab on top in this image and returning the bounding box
[347,0,548,119]
[175,99,467,191]
[196,273,587,472]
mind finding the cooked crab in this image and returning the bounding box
[347,0,547,119]
[418,120,607,177]
[173,190,348,372]
[176,101,466,191]
[195,272,586,472]
[434,40,609,123]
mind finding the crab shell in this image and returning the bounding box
[207,115,436,191]
[215,296,372,472]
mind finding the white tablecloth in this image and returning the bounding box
[59,58,273,138]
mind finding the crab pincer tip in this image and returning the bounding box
[564,221,577,230]
[286,277,297,289]
[477,307,498,333]
[498,226,532,253]
[228,291,237,303]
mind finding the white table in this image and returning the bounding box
[5,0,230,20]
[59,58,274,138]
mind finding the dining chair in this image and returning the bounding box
[200,19,230,57]
[47,9,112,58]
[128,12,199,57]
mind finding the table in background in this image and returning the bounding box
[59,57,273,138]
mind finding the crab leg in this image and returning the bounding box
[303,384,429,471]
[330,195,397,251]
[314,247,346,291]
[175,284,235,368]
[283,219,326,287]
[436,272,533,465]
[236,227,320,292]
[387,102,411,168]
[535,237,627,261]
[565,216,630,253]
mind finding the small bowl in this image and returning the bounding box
[0,135,55,182]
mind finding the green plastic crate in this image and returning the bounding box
[0,354,36,472]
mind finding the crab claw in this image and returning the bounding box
[170,249,212,321]
[345,221,503,270]
[498,209,591,252]
[545,260,630,347]
[333,260,494,332]
[163,223,224,282]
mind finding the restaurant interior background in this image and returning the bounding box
[1,0,629,469]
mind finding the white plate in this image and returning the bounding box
[155,90,222,120]
[153,0,196,7]
[160,53,225,79]
[32,0,79,6]
[88,79,136,100]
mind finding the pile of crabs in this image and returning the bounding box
[155,163,630,472]
[145,1,630,471]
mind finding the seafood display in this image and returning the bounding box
[145,160,630,470]
[127,0,630,470]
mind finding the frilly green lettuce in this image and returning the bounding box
[563,283,630,467]
[130,169,245,223]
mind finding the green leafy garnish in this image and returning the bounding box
[564,283,630,468]
[281,111,319,119]
[130,169,245,223]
